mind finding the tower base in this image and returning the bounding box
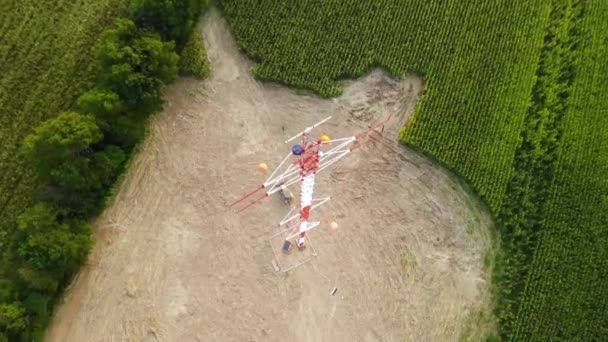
[269,227,318,273]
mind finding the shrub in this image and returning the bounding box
[0,282,14,303]
[0,302,28,335]
[23,112,126,214]
[179,29,209,78]
[77,88,124,125]
[97,19,179,115]
[23,111,102,186]
[14,204,91,286]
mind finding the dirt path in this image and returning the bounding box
[46,8,494,342]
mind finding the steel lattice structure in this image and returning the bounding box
[228,114,392,251]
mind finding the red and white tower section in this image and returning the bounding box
[292,124,326,248]
[228,114,392,251]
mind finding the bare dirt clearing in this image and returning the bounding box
[47,8,494,342]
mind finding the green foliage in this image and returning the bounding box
[94,145,128,186]
[0,302,28,334]
[111,116,146,149]
[22,112,125,214]
[129,0,210,47]
[77,88,124,124]
[23,293,49,322]
[14,204,91,280]
[15,268,58,294]
[97,18,179,115]
[1,0,199,339]
[77,86,145,149]
[23,112,102,186]
[0,282,14,303]
[179,29,210,78]
[510,0,608,339]
[23,293,50,341]
[493,0,584,336]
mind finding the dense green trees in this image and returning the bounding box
[0,304,27,336]
[13,204,91,292]
[18,17,180,218]
[129,0,210,47]
[97,18,179,115]
[22,112,125,214]
[78,88,143,149]
[77,88,124,124]
[1,1,209,339]
[77,18,180,152]
[23,112,102,181]
[0,0,127,276]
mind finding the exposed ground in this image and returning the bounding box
[46,8,495,342]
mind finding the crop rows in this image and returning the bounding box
[493,0,585,336]
[511,0,608,338]
[0,0,127,241]
[221,0,551,213]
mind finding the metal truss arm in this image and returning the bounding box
[279,196,331,226]
[284,116,332,144]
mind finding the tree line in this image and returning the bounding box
[0,1,209,340]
